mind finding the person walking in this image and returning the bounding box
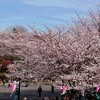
[38,85,42,97]
[10,81,17,97]
[51,84,55,93]
[79,94,85,100]
[14,87,19,100]
[61,84,68,100]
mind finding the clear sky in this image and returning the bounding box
[0,0,100,31]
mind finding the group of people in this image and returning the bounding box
[1,79,100,100]
[10,80,19,100]
[36,82,99,100]
[59,84,100,100]
[1,79,19,100]
[1,80,19,100]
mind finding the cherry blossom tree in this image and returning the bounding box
[0,8,100,85]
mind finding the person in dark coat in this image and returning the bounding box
[51,84,55,93]
[79,90,85,100]
[38,85,42,97]
[56,96,59,100]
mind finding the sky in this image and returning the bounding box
[0,0,100,31]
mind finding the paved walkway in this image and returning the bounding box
[0,84,61,100]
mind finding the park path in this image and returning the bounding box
[0,84,61,100]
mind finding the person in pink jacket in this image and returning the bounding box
[10,81,17,97]
[61,84,68,100]
[96,85,100,93]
